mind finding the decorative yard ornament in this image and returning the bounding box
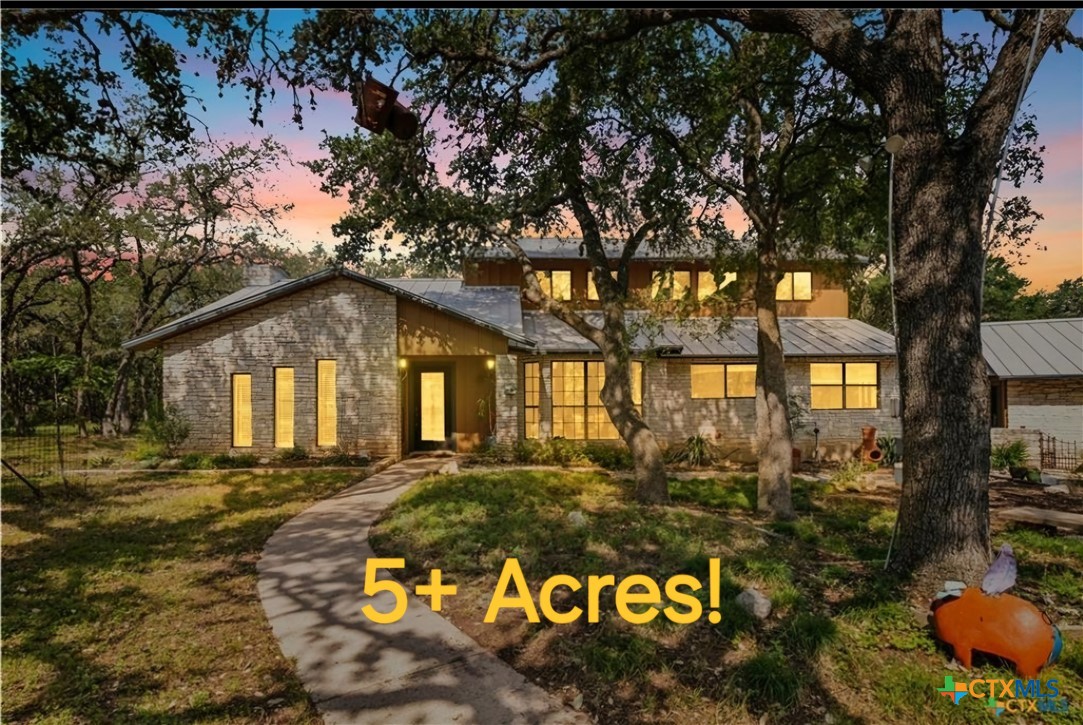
[930,546,1062,678]
[353,75,419,140]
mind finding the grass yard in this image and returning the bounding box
[2,468,363,723]
[371,470,1083,724]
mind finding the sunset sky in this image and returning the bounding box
[21,10,1083,290]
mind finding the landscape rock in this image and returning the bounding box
[161,458,181,469]
[438,460,459,475]
[736,588,772,620]
[568,510,587,527]
[1044,484,1070,494]
[258,457,271,465]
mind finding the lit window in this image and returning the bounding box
[698,271,737,300]
[551,270,572,301]
[651,270,692,300]
[232,374,252,447]
[810,362,878,409]
[274,368,294,448]
[317,359,337,446]
[551,360,643,440]
[725,364,757,398]
[776,271,813,301]
[690,363,756,399]
[524,362,540,439]
[534,271,552,297]
[587,269,615,301]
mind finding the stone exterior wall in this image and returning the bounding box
[515,355,899,461]
[493,353,519,445]
[162,277,400,457]
[1005,378,1083,446]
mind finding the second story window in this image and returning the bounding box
[698,271,737,300]
[651,270,691,300]
[776,271,813,301]
[534,270,571,301]
[587,269,617,301]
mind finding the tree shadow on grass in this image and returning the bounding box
[1,469,363,722]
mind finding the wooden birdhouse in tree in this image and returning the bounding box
[354,75,419,140]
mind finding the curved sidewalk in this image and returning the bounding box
[257,457,585,724]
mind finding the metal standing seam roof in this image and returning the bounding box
[121,268,535,351]
[981,318,1083,379]
[380,278,524,337]
[467,237,864,263]
[522,312,898,357]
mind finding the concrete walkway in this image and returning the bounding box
[257,457,585,724]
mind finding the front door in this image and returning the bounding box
[411,363,455,451]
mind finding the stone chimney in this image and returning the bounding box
[243,264,290,286]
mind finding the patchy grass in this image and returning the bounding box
[2,468,362,723]
[372,470,1083,724]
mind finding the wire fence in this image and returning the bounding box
[0,427,94,497]
[1039,433,1080,472]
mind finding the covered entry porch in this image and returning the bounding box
[396,295,523,454]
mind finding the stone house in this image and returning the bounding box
[985,318,1083,461]
[124,240,905,460]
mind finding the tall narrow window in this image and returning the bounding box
[274,367,294,448]
[810,362,878,409]
[316,359,337,446]
[551,361,585,439]
[232,373,252,447]
[524,362,540,439]
[776,271,813,301]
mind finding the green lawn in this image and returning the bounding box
[2,468,362,724]
[371,470,1083,724]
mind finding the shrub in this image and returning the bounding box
[210,453,259,469]
[829,459,868,491]
[179,453,213,470]
[144,405,190,457]
[876,436,900,466]
[667,434,717,467]
[319,447,370,467]
[581,442,634,470]
[276,445,309,462]
[508,438,589,466]
[990,440,1028,470]
[468,442,516,465]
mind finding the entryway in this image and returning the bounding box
[408,362,455,451]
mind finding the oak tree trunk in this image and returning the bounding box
[753,247,795,519]
[599,341,669,504]
[889,151,991,585]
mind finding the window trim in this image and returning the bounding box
[809,361,880,410]
[690,362,758,399]
[231,372,253,448]
[550,359,643,440]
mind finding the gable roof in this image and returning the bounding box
[982,318,1083,379]
[523,313,897,358]
[122,268,535,351]
[380,278,524,337]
